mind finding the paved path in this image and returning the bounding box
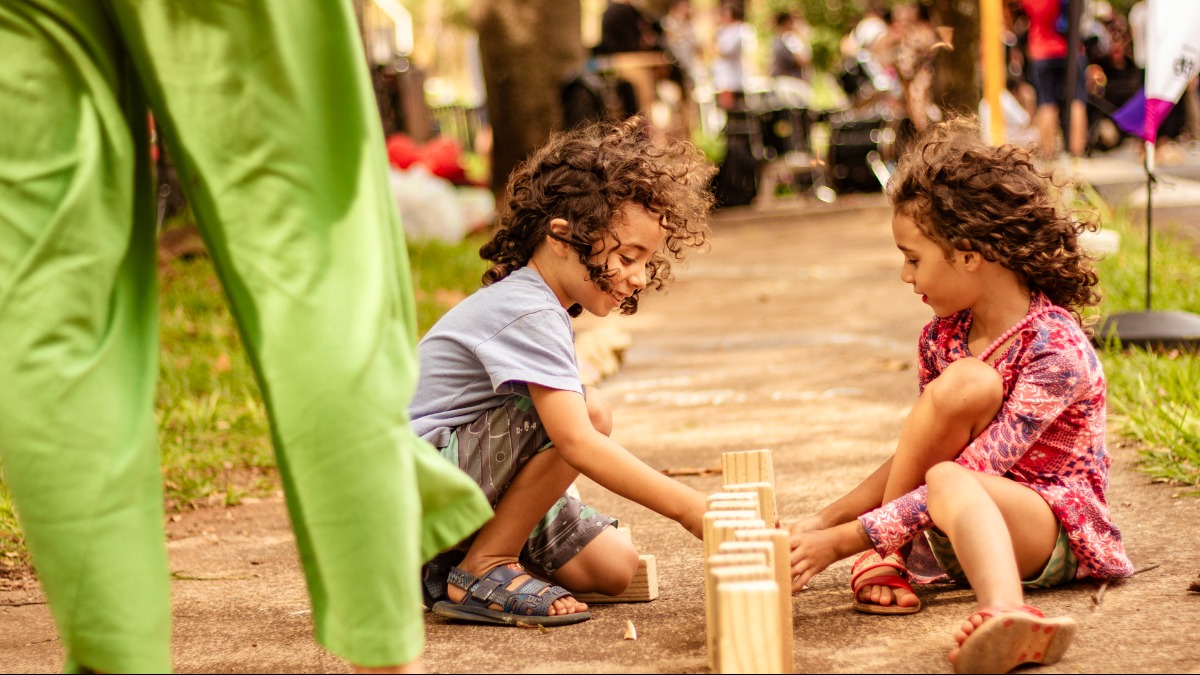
[3,172,1199,673]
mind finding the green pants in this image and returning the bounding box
[0,1,491,671]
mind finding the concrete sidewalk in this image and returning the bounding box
[3,168,1200,673]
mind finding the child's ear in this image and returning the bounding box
[547,218,571,257]
[960,250,982,271]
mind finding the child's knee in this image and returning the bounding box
[925,460,964,492]
[584,385,613,436]
[926,359,1003,417]
[591,535,640,595]
[571,527,639,595]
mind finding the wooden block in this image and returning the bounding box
[574,554,658,603]
[700,514,768,557]
[724,481,777,529]
[707,563,773,671]
[721,449,775,488]
[707,499,761,520]
[704,553,769,657]
[716,540,774,569]
[707,551,769,570]
[734,528,794,674]
[716,580,784,673]
[702,518,766,672]
[706,491,762,504]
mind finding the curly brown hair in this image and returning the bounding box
[887,116,1101,324]
[479,117,715,315]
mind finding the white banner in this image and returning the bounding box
[1143,0,1200,140]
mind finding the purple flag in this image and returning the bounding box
[1112,89,1182,145]
[1111,90,1148,140]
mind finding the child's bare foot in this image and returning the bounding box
[850,550,921,614]
[435,561,591,626]
[948,605,1076,674]
[854,566,921,610]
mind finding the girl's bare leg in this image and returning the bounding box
[923,462,1059,663]
[858,358,1003,609]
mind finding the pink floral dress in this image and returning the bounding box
[858,293,1134,580]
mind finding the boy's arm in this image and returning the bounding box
[529,384,706,539]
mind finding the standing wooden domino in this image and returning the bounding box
[716,579,784,674]
[723,481,777,529]
[708,562,772,672]
[703,516,767,671]
[721,448,775,488]
[734,528,794,674]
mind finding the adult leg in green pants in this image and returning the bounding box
[0,1,492,672]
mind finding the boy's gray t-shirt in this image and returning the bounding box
[410,267,583,449]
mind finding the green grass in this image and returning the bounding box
[0,227,491,567]
[1088,190,1200,492]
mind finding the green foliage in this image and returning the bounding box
[1089,189,1200,490]
[0,225,492,565]
[408,232,491,332]
[692,127,727,166]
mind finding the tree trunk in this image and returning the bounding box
[929,0,981,116]
[472,0,584,198]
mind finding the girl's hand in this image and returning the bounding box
[788,520,872,593]
[788,528,842,592]
[787,514,828,535]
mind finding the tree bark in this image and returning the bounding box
[472,0,584,198]
[929,0,981,115]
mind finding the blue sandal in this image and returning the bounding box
[431,563,592,626]
[421,549,466,609]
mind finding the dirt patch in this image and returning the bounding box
[3,200,1199,673]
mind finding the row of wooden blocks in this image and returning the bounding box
[573,449,791,674]
[705,449,793,674]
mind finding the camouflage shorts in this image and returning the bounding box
[439,395,615,578]
[925,522,1078,589]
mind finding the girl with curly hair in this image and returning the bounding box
[787,117,1132,673]
[409,117,715,627]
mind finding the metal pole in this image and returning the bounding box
[980,0,1006,145]
[1145,141,1155,312]
[1064,0,1082,155]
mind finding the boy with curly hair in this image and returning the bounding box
[411,118,716,626]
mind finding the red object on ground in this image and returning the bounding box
[386,133,420,170]
[419,137,469,185]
